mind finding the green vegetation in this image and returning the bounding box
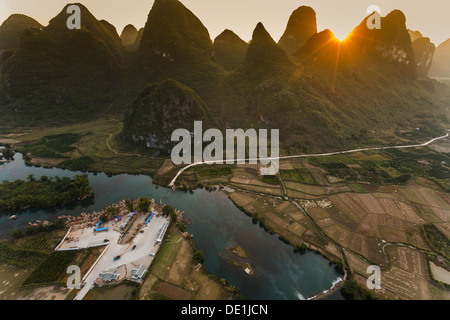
[122,79,214,153]
[106,206,120,215]
[341,280,379,300]
[195,166,232,177]
[294,243,309,254]
[0,174,91,210]
[124,198,135,212]
[280,169,316,184]
[130,285,140,300]
[232,287,245,300]
[258,217,271,233]
[395,126,444,142]
[177,221,186,232]
[0,14,43,50]
[3,119,166,177]
[9,230,65,252]
[162,205,178,224]
[137,196,151,213]
[213,30,247,72]
[136,0,225,105]
[422,224,450,260]
[193,248,205,263]
[21,251,77,287]
[0,241,48,268]
[425,254,450,290]
[99,213,109,222]
[0,228,67,269]
[0,144,14,160]
[332,260,345,275]
[162,205,175,217]
[11,218,66,239]
[262,175,280,185]
[304,147,450,190]
[103,206,120,221]
[229,245,249,259]
[0,4,125,127]
[23,133,83,159]
[384,149,450,191]
[58,156,96,171]
[10,229,24,239]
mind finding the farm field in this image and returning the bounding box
[21,246,103,288]
[214,143,450,300]
[0,228,103,299]
[0,119,165,176]
[139,227,233,300]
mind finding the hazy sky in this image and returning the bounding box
[1,0,449,46]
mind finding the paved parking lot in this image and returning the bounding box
[64,214,169,300]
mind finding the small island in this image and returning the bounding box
[228,245,249,259]
[227,244,254,276]
[0,174,92,211]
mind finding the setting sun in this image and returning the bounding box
[333,29,352,42]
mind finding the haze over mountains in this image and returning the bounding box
[429,39,450,78]
[0,0,449,153]
[409,30,435,78]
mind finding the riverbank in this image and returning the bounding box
[0,134,382,299]
[310,274,346,300]
[139,226,237,300]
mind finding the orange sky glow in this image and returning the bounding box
[1,0,449,46]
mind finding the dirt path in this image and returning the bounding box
[100,132,142,158]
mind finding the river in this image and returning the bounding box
[0,152,344,300]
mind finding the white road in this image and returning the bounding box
[169,132,450,188]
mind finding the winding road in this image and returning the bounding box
[169,132,450,188]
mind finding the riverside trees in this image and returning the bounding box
[0,174,91,210]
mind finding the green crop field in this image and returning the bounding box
[21,251,78,287]
[280,168,316,184]
[423,224,450,259]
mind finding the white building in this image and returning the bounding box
[130,264,147,281]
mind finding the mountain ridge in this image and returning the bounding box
[0,2,448,153]
[278,6,317,54]
[214,29,248,72]
[0,3,126,126]
[120,24,138,51]
[0,14,43,51]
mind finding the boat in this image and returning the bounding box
[8,215,17,220]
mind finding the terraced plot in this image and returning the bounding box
[383,247,431,300]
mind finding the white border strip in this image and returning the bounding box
[54,227,72,251]
[82,244,110,282]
